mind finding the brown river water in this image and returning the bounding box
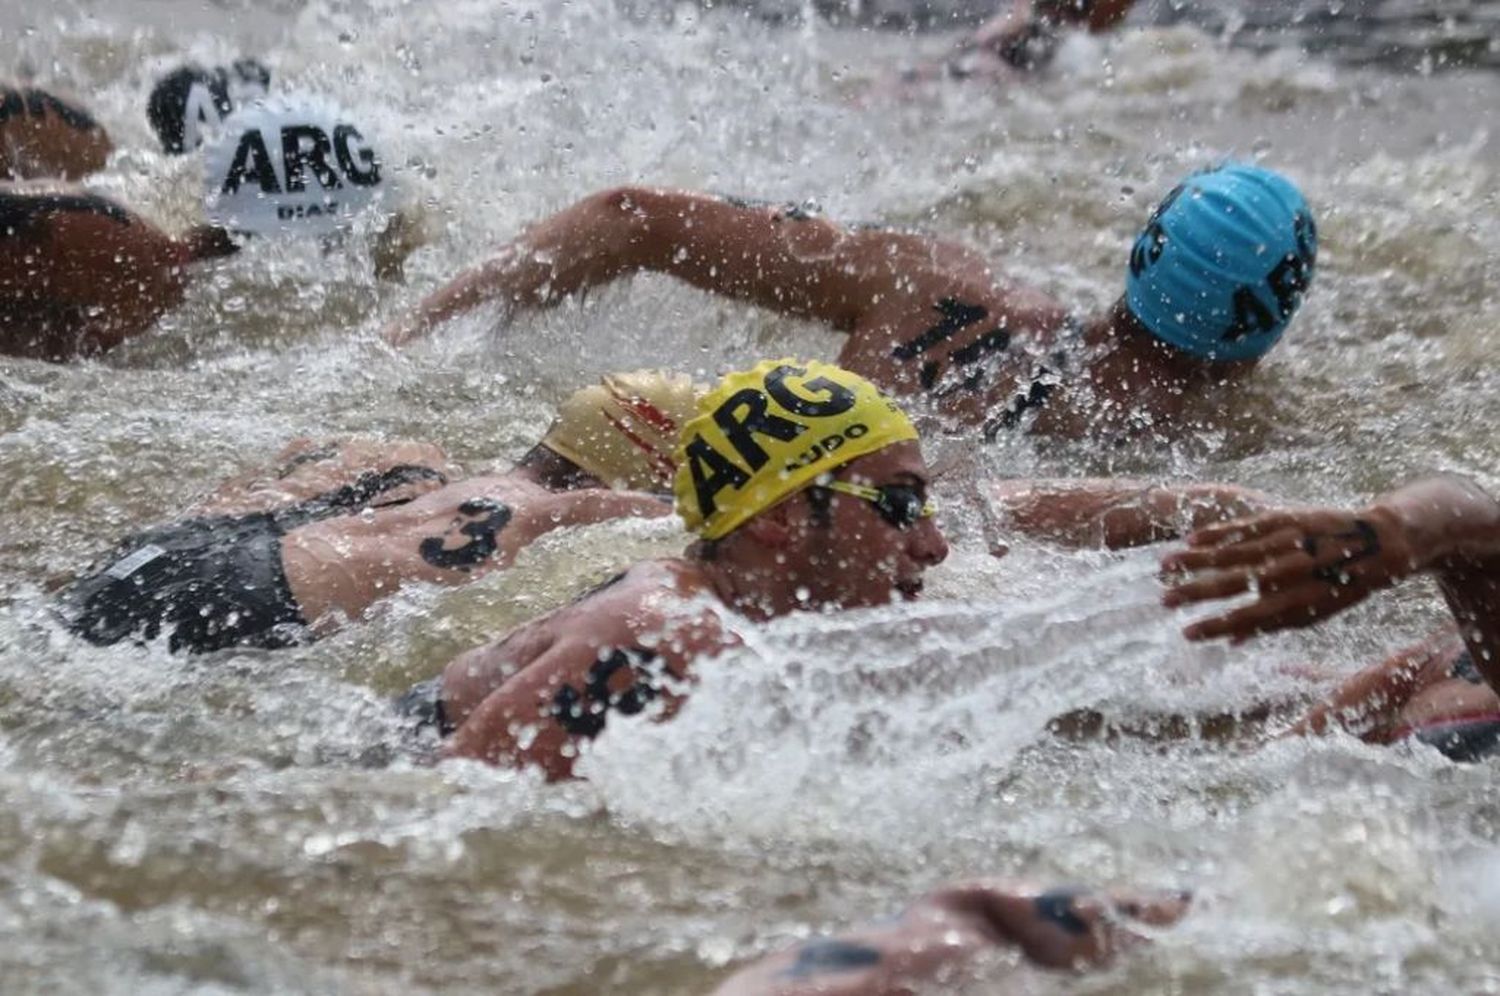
[1,1,1499,992]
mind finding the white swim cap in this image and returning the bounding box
[202,97,385,237]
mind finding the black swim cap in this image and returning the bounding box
[147,65,230,154]
[147,60,270,155]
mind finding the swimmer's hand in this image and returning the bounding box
[979,885,1190,969]
[1160,505,1419,643]
[380,248,523,347]
[380,188,658,348]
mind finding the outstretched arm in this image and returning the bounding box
[987,478,1273,551]
[382,186,995,346]
[959,0,1139,72]
[1286,630,1463,741]
[712,880,1188,996]
[1163,475,1500,690]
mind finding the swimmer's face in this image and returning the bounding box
[782,441,949,610]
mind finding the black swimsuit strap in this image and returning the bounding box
[271,464,449,530]
[0,86,101,131]
[0,191,132,238]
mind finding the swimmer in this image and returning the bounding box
[383,163,1317,440]
[0,188,239,360]
[913,0,1142,83]
[400,359,949,779]
[984,477,1273,554]
[56,371,700,654]
[1163,475,1500,761]
[0,83,112,180]
[713,880,1188,995]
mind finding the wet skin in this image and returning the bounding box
[712,881,1189,996]
[384,186,1250,440]
[434,442,948,780]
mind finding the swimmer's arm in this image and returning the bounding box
[986,478,1273,551]
[381,188,653,346]
[1287,631,1462,740]
[1163,475,1500,657]
[443,637,695,780]
[712,881,1188,995]
[544,488,676,527]
[603,188,1002,332]
[381,254,516,346]
[1383,476,1500,692]
[192,437,456,516]
[383,186,997,344]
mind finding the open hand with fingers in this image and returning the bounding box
[1161,506,1421,643]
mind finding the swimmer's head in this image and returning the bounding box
[1124,162,1317,363]
[202,96,383,237]
[540,371,704,491]
[148,60,270,155]
[674,359,920,540]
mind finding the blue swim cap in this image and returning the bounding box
[1125,162,1316,362]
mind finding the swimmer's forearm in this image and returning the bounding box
[1290,638,1442,738]
[1377,475,1500,571]
[383,257,515,346]
[1376,476,1500,690]
[441,664,579,779]
[991,478,1273,549]
[383,191,651,345]
[601,186,874,329]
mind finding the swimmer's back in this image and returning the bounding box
[280,474,672,625]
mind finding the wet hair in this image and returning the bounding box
[1110,296,1154,343]
[517,444,605,492]
[805,486,834,529]
[0,190,131,238]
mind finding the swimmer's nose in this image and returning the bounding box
[909,515,949,567]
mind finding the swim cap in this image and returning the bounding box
[674,359,919,540]
[202,96,385,237]
[1125,162,1317,362]
[148,60,270,154]
[540,371,705,491]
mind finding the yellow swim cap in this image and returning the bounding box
[541,370,705,491]
[674,359,919,540]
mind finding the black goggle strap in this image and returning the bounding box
[820,479,936,528]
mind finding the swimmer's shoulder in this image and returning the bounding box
[560,559,723,639]
[0,185,135,237]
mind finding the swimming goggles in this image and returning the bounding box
[820,481,937,530]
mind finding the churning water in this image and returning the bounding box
[1,0,1499,992]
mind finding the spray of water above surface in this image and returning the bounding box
[2,0,1499,992]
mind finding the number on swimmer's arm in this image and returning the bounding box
[418,498,513,571]
[549,647,667,739]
